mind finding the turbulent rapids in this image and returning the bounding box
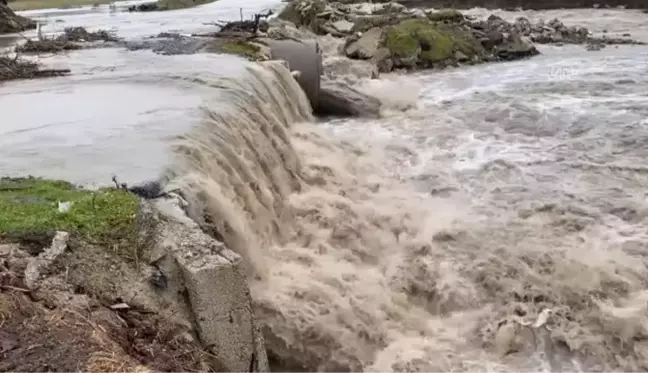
[3,1,648,372]
[157,45,648,371]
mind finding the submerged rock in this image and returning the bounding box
[316,80,381,117]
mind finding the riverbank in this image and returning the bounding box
[0,176,269,371]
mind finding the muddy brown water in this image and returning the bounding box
[2,2,648,372]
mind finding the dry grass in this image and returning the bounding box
[86,351,150,373]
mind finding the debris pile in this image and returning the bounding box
[0,55,69,82]
[15,27,120,54]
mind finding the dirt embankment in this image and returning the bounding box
[0,177,269,372]
[389,0,648,9]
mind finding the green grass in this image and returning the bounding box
[0,177,140,261]
[221,40,264,61]
[385,19,484,63]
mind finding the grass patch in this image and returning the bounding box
[427,8,464,22]
[385,18,483,63]
[221,40,263,60]
[8,0,115,11]
[0,177,140,262]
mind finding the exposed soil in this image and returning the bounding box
[0,226,208,372]
[0,178,211,372]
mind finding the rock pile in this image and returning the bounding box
[279,1,539,72]
[499,15,644,46]
[278,0,645,73]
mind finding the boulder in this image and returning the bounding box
[316,80,382,117]
[323,56,379,82]
[495,33,539,61]
[383,18,485,69]
[344,26,384,59]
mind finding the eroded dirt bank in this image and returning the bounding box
[0,177,268,372]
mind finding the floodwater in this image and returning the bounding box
[0,0,285,186]
[2,1,648,371]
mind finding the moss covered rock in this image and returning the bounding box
[384,18,484,68]
[427,8,464,23]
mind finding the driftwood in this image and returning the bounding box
[200,9,274,38]
[0,54,70,82]
[15,27,119,54]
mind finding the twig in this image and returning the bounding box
[1,285,30,292]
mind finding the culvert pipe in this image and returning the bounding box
[263,38,323,112]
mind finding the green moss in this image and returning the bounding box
[427,8,464,22]
[0,177,141,262]
[222,40,263,61]
[385,19,484,64]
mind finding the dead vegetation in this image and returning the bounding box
[15,26,119,53]
[0,54,70,82]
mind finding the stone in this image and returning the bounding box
[372,47,393,72]
[496,34,539,61]
[454,50,469,62]
[148,196,270,372]
[316,80,382,118]
[178,250,269,372]
[324,56,379,82]
[23,231,69,289]
[0,243,18,257]
[331,19,354,34]
[344,26,383,59]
